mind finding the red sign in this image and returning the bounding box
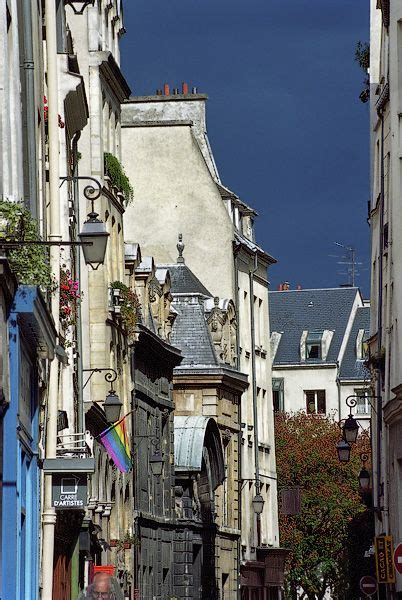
[360,576,377,596]
[394,542,402,575]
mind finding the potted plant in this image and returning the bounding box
[0,200,55,290]
[110,281,141,338]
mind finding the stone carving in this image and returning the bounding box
[206,298,238,366]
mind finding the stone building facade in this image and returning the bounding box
[369,1,402,597]
[122,87,285,598]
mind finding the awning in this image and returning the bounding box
[174,415,225,490]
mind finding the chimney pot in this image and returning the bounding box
[192,86,198,94]
[297,284,302,291]
[163,83,170,96]
[182,82,189,95]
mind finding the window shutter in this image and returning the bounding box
[300,330,308,361]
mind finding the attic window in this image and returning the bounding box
[306,331,323,359]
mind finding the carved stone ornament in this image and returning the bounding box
[221,428,232,445]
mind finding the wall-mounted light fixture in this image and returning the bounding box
[83,367,122,423]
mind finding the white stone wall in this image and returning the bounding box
[0,0,24,202]
[121,117,235,299]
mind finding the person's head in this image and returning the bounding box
[88,573,113,599]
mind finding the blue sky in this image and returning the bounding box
[121,0,370,296]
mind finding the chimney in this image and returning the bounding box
[182,82,189,95]
[173,88,179,95]
[163,83,170,96]
[192,86,198,94]
[278,284,283,291]
[297,284,302,291]
[282,282,290,291]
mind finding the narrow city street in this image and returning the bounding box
[0,1,400,599]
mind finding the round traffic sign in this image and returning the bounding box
[359,576,377,596]
[394,542,402,575]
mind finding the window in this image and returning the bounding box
[354,389,371,415]
[306,332,323,359]
[305,390,326,414]
[272,378,284,412]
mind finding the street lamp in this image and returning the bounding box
[358,452,371,490]
[358,466,371,490]
[78,210,109,268]
[149,449,164,477]
[82,368,122,423]
[252,493,265,515]
[0,177,109,271]
[104,389,123,423]
[336,439,351,463]
[342,396,360,444]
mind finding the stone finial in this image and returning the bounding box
[177,233,185,264]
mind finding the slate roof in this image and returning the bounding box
[158,263,212,297]
[170,299,218,367]
[269,287,361,365]
[339,306,370,380]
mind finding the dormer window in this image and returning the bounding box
[306,331,323,359]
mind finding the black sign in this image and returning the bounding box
[52,473,87,510]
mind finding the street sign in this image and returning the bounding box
[359,576,377,597]
[52,473,87,509]
[394,542,402,575]
[375,535,396,583]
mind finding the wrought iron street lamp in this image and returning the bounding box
[61,176,109,269]
[252,493,265,515]
[149,449,164,477]
[343,396,360,444]
[134,434,164,477]
[336,438,352,463]
[82,367,122,423]
[358,452,371,490]
[0,176,108,270]
[103,389,123,423]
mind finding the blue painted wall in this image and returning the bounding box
[2,288,43,600]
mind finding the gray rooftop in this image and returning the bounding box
[158,263,212,297]
[170,299,218,367]
[269,287,361,365]
[339,306,370,380]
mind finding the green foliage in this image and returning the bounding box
[355,41,370,71]
[0,200,54,289]
[110,280,141,337]
[355,41,370,104]
[275,412,371,600]
[104,152,134,204]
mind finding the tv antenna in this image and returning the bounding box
[330,242,363,287]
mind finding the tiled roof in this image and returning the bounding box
[170,299,218,367]
[339,306,370,381]
[158,263,212,297]
[269,287,360,365]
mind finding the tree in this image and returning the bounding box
[275,412,370,600]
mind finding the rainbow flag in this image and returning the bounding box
[99,414,132,473]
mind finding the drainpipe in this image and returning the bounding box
[41,1,61,598]
[374,108,384,518]
[72,132,83,435]
[249,251,260,545]
[22,0,38,218]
